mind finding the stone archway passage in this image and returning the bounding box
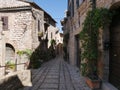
[5,44,15,64]
[109,8,120,89]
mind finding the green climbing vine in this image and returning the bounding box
[17,49,32,59]
[79,8,113,76]
[63,33,69,61]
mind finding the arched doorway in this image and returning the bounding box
[109,6,120,89]
[56,43,63,55]
[5,43,15,63]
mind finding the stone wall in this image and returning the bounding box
[0,10,34,72]
[0,10,33,51]
[31,8,44,50]
[65,0,120,89]
[0,75,23,90]
[0,20,5,76]
[67,0,120,74]
[0,70,31,90]
[66,0,120,65]
[68,0,91,66]
[0,0,44,51]
[0,1,44,73]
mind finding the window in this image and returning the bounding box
[51,32,53,39]
[71,0,74,17]
[76,0,79,8]
[1,16,8,30]
[38,20,40,31]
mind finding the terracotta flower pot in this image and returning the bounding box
[86,77,101,89]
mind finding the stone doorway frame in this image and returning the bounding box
[101,2,120,90]
[75,34,81,69]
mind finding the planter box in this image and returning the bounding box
[86,77,101,90]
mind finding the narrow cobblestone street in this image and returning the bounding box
[20,56,90,90]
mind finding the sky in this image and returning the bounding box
[33,0,67,33]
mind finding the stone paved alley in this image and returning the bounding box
[20,56,90,90]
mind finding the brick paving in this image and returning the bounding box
[20,56,90,90]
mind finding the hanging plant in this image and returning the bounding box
[79,8,113,76]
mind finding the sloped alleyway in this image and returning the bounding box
[20,56,90,90]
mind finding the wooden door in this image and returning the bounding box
[75,35,81,69]
[109,12,120,89]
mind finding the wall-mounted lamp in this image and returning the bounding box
[103,41,110,50]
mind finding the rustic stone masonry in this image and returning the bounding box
[0,75,23,90]
[0,0,44,73]
[0,70,31,90]
[62,0,120,90]
[0,20,5,76]
[0,0,59,77]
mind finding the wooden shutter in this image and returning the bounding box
[1,16,8,30]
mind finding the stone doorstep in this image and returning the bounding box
[102,82,118,90]
[0,70,32,87]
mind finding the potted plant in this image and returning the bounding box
[81,58,101,89]
[85,60,101,89]
[86,75,101,90]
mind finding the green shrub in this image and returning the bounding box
[29,40,56,69]
[17,49,32,59]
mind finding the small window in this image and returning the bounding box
[38,20,40,31]
[76,0,79,8]
[72,0,74,17]
[1,16,8,30]
[51,32,53,39]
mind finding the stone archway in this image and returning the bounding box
[5,43,15,64]
[56,43,63,55]
[109,3,120,89]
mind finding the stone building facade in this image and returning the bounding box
[47,26,63,47]
[0,20,5,76]
[0,0,44,63]
[0,0,57,75]
[47,24,58,48]
[61,0,120,89]
[55,32,63,55]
